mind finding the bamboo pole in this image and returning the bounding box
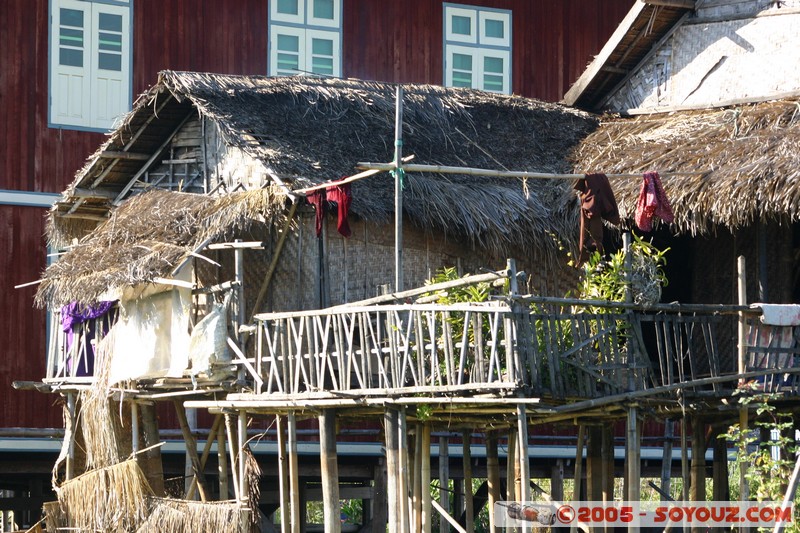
[290,155,415,195]
[413,425,423,532]
[218,424,229,500]
[399,408,411,533]
[506,430,517,502]
[320,410,341,533]
[186,414,222,500]
[356,161,708,180]
[517,405,531,506]
[571,425,586,533]
[139,402,165,496]
[439,435,450,533]
[462,430,474,533]
[385,409,400,533]
[174,401,209,501]
[690,416,706,502]
[738,255,750,533]
[661,419,674,502]
[680,416,689,502]
[288,412,301,533]
[277,415,289,533]
[486,432,501,531]
[65,393,76,480]
[225,414,241,501]
[422,424,432,533]
[394,85,404,293]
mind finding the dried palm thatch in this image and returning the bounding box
[79,329,126,469]
[51,71,598,263]
[135,498,243,533]
[571,98,800,234]
[37,187,287,308]
[43,501,65,532]
[243,446,262,533]
[53,458,153,533]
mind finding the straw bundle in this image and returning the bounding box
[244,446,262,533]
[42,501,65,532]
[55,459,154,532]
[135,498,243,533]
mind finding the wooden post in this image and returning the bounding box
[626,408,640,531]
[737,255,750,510]
[276,416,289,533]
[517,405,531,506]
[551,459,564,503]
[486,432,501,531]
[225,414,241,501]
[439,435,450,533]
[399,409,411,533]
[185,406,198,497]
[690,416,706,501]
[462,430,474,533]
[320,410,341,533]
[506,430,517,502]
[661,419,674,502]
[422,424,432,533]
[571,425,586,533]
[131,401,140,454]
[601,425,615,505]
[712,430,730,502]
[218,423,229,501]
[288,413,301,533]
[65,393,76,481]
[139,402,165,496]
[374,456,389,533]
[681,416,690,502]
[385,409,400,533]
[238,410,250,532]
[587,426,603,502]
[414,426,423,532]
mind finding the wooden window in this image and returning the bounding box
[444,4,511,94]
[269,0,342,77]
[50,0,131,131]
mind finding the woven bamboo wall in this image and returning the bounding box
[606,3,800,111]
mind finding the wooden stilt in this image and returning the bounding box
[737,255,750,533]
[601,425,614,504]
[626,407,641,533]
[486,432,501,531]
[517,405,531,506]
[399,409,410,533]
[139,402,165,496]
[661,419,674,501]
[186,415,222,500]
[320,409,341,533]
[712,429,730,501]
[413,425,423,532]
[276,415,289,533]
[571,425,585,533]
[288,412,301,533]
[422,423,432,533]
[225,414,241,501]
[506,430,517,502]
[587,426,603,502]
[680,416,690,501]
[373,456,389,532]
[690,416,706,502]
[439,435,450,533]
[218,422,229,501]
[385,409,400,533]
[131,401,140,454]
[184,406,198,497]
[65,393,76,481]
[551,459,564,503]
[462,430,474,533]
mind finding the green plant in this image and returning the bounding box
[725,388,799,531]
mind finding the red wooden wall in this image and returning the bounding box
[0,0,633,430]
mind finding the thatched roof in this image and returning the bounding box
[571,98,800,234]
[37,188,287,308]
[51,71,598,255]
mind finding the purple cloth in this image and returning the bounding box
[60,301,116,376]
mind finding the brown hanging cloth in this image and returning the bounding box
[573,173,620,265]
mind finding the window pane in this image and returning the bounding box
[452,71,472,88]
[485,19,504,39]
[311,56,333,75]
[312,38,333,56]
[60,8,83,28]
[452,15,471,35]
[484,56,504,74]
[59,28,83,46]
[277,53,299,72]
[453,53,472,71]
[483,74,503,91]
[313,0,334,20]
[277,0,299,15]
[99,13,122,32]
[59,48,83,67]
[98,52,122,71]
[99,32,122,52]
[277,34,300,53]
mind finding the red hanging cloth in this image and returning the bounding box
[635,171,674,232]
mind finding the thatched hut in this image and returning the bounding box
[571,97,800,308]
[38,70,602,385]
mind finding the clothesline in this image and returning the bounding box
[291,156,415,195]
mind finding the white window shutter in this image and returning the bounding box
[90,4,130,130]
[51,0,91,127]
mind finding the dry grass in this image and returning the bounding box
[135,498,243,533]
[572,98,800,234]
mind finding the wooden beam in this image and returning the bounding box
[645,0,695,8]
[173,400,209,501]
[70,187,118,199]
[562,0,649,105]
[99,150,152,160]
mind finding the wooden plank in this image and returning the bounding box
[99,150,151,160]
[486,431,501,531]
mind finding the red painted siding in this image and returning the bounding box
[1,0,633,432]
